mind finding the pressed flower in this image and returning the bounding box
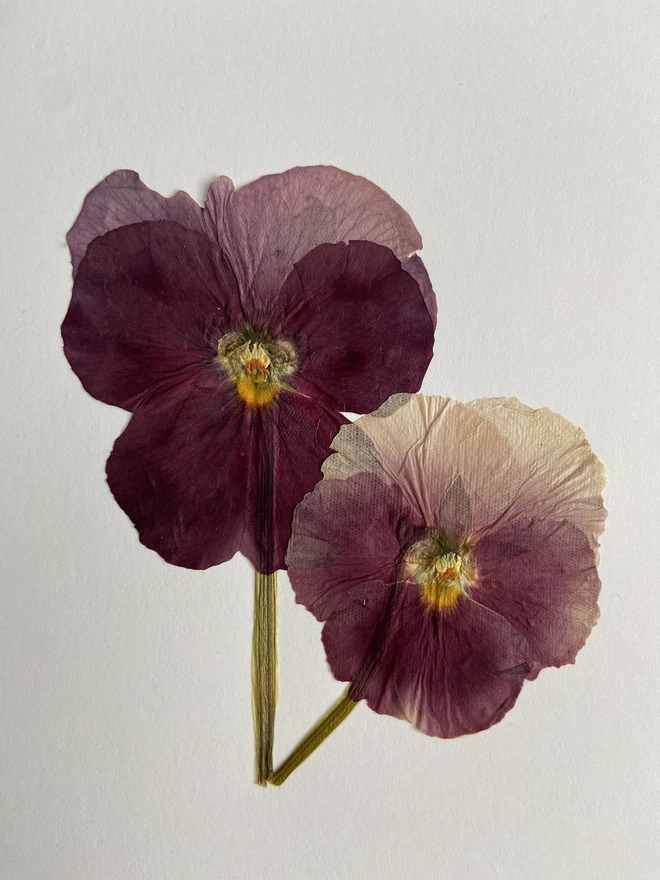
[274,394,606,782]
[63,167,435,573]
[62,167,436,783]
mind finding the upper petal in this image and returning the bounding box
[270,241,434,413]
[62,221,244,411]
[210,165,429,315]
[326,395,517,530]
[468,398,607,547]
[67,170,207,276]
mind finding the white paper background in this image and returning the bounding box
[1,1,659,878]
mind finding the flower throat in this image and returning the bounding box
[405,534,477,612]
[217,330,297,407]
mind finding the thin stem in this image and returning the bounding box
[252,570,278,785]
[269,690,358,786]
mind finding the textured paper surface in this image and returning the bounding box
[1,2,659,879]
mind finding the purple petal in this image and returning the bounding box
[286,471,410,621]
[471,516,602,677]
[106,383,347,573]
[269,241,434,413]
[67,170,207,276]
[106,383,250,570]
[384,596,529,737]
[320,585,529,738]
[244,393,349,573]
[62,221,243,411]
[212,165,427,315]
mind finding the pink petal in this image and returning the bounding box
[67,170,207,276]
[211,165,427,315]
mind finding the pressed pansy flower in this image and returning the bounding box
[62,167,435,573]
[62,167,436,784]
[274,394,606,782]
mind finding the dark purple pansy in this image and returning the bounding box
[62,168,436,573]
[286,394,607,738]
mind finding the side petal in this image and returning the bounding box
[245,392,350,573]
[286,471,409,621]
[106,384,250,570]
[62,221,244,411]
[214,165,427,314]
[471,516,602,677]
[67,170,206,276]
[270,241,434,414]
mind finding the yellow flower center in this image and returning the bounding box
[405,537,477,613]
[217,331,296,407]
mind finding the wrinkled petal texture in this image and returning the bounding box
[327,395,607,541]
[287,393,607,736]
[62,221,244,411]
[271,241,434,413]
[68,167,436,327]
[207,165,427,316]
[471,516,602,677]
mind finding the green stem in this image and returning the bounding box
[252,570,278,785]
[269,690,358,786]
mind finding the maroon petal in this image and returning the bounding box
[270,241,434,413]
[329,589,530,738]
[384,596,529,737]
[62,221,243,411]
[286,471,410,621]
[67,170,207,276]
[471,517,602,677]
[106,383,250,570]
[212,165,427,315]
[244,393,349,573]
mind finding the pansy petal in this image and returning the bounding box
[286,471,412,621]
[468,398,607,547]
[385,596,529,737]
[106,383,250,570]
[471,517,601,677]
[269,241,434,413]
[213,165,426,314]
[327,395,516,529]
[67,170,207,276]
[318,585,529,737]
[62,221,243,411]
[401,254,437,329]
[243,393,350,573]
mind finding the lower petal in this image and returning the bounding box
[106,384,250,570]
[243,392,349,573]
[331,587,530,738]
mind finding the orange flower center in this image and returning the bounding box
[405,539,477,613]
[216,331,296,407]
